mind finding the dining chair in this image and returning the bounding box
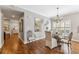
[27,30,34,42]
[61,32,73,54]
[27,30,33,49]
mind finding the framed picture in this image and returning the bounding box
[34,17,42,32]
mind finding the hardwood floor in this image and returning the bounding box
[1,33,26,54]
[71,41,79,54]
[0,33,79,54]
[0,33,63,54]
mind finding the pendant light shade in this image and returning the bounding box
[54,7,62,23]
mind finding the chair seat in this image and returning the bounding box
[61,39,68,43]
[29,37,35,41]
[61,39,69,44]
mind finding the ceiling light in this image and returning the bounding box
[12,15,15,18]
[54,7,63,23]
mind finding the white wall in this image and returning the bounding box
[24,10,49,44]
[10,19,19,33]
[0,9,4,48]
[44,19,51,31]
[63,13,79,41]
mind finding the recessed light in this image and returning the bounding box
[12,15,15,18]
[3,17,8,20]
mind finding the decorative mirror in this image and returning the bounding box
[34,17,42,32]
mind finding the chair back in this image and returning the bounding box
[27,30,33,41]
[68,32,73,42]
[27,30,33,37]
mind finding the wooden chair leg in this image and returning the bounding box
[68,44,72,54]
[70,44,72,54]
[68,44,69,54]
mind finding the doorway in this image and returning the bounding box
[19,17,24,40]
[1,6,24,43]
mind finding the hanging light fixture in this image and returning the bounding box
[54,7,62,23]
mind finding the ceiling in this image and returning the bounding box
[16,5,79,18]
[0,6,23,20]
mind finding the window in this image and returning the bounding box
[52,20,71,38]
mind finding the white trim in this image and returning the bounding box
[25,38,45,44]
[0,41,4,48]
[72,39,79,42]
[24,41,27,44]
[18,35,25,44]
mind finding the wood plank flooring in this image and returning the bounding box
[0,33,79,54]
[0,33,63,54]
[71,41,79,54]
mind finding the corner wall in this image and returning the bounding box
[0,9,4,48]
[63,13,79,41]
[24,10,49,44]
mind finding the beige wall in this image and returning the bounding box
[63,13,79,41]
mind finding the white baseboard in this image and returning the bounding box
[72,39,79,42]
[24,38,45,44]
[18,36,25,44]
[24,41,27,44]
[0,41,4,48]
